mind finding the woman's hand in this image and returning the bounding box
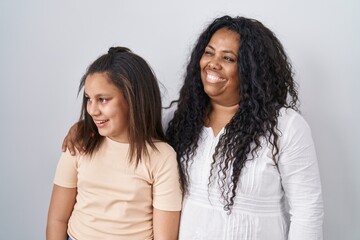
[61,121,84,155]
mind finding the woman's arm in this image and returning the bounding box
[153,208,180,240]
[46,185,77,240]
[61,121,84,155]
[278,113,324,240]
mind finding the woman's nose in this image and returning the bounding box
[208,57,221,70]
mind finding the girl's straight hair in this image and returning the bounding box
[76,47,165,165]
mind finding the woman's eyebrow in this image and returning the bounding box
[206,45,237,56]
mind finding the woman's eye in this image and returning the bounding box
[224,56,235,62]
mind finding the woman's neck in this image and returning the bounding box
[205,101,239,136]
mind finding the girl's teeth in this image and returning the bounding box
[95,120,108,124]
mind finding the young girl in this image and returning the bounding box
[46,47,182,240]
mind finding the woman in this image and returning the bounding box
[63,16,324,240]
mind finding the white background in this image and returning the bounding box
[0,0,359,239]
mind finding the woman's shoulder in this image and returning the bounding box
[278,107,310,130]
[277,107,313,142]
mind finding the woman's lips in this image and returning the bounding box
[205,71,226,83]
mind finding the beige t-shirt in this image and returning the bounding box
[54,137,182,240]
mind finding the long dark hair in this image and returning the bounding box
[77,47,165,165]
[166,16,298,212]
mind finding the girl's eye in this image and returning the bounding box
[85,96,91,102]
[204,50,213,56]
[99,98,108,103]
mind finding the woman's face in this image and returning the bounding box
[200,28,241,106]
[85,72,129,143]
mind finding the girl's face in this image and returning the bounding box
[200,28,241,106]
[85,72,129,143]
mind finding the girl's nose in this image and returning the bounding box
[87,102,100,116]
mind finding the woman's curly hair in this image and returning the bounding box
[166,15,299,212]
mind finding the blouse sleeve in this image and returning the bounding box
[277,111,324,240]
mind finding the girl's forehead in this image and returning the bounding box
[85,73,121,95]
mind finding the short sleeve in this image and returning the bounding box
[152,149,182,211]
[53,150,78,188]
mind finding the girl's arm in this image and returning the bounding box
[153,208,180,240]
[46,185,77,240]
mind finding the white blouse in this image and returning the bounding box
[163,107,323,240]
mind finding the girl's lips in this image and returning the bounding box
[94,119,109,128]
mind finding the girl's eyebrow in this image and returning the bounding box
[84,92,110,98]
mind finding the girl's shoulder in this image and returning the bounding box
[60,148,83,163]
[151,141,177,157]
[145,141,177,168]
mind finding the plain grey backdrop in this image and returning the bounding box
[1,0,359,239]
